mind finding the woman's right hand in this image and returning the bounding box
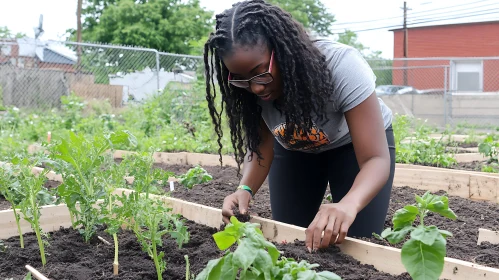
[222,190,252,224]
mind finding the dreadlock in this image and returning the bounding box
[204,0,334,175]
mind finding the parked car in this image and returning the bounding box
[375,85,418,96]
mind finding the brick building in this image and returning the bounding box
[390,20,499,93]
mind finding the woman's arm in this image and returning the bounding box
[222,118,274,222]
[305,92,390,250]
[341,92,391,213]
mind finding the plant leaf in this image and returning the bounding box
[393,206,418,229]
[381,226,414,244]
[194,256,225,280]
[213,231,237,251]
[410,226,440,246]
[233,238,259,270]
[426,196,457,220]
[401,234,446,280]
[317,271,342,280]
[439,229,453,238]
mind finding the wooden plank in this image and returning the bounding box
[393,168,499,203]
[396,163,499,177]
[185,152,238,167]
[0,205,72,240]
[455,153,487,163]
[477,228,499,245]
[394,168,471,198]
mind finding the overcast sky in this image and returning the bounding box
[0,0,497,58]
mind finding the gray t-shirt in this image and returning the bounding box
[258,39,393,153]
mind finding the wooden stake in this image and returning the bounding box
[477,228,499,245]
[25,265,50,280]
[98,236,111,246]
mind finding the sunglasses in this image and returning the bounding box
[227,50,274,88]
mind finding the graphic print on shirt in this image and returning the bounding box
[272,121,331,151]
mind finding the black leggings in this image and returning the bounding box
[268,126,395,238]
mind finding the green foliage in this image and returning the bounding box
[122,193,189,280]
[479,135,499,173]
[47,130,136,242]
[73,0,213,55]
[0,26,26,39]
[267,0,335,36]
[13,157,54,266]
[393,115,456,167]
[179,166,212,189]
[0,163,26,248]
[196,216,340,280]
[120,150,173,196]
[378,191,456,280]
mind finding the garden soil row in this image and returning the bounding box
[0,220,411,280]
[159,163,499,269]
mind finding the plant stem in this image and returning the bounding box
[34,223,46,266]
[113,233,119,275]
[12,207,24,248]
[420,210,426,226]
[185,255,190,280]
[152,241,161,280]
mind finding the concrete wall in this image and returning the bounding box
[380,92,499,127]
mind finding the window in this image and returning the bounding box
[450,60,483,92]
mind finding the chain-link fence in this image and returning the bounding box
[1,38,498,131]
[368,57,499,132]
[0,38,203,109]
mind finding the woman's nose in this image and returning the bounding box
[250,83,265,95]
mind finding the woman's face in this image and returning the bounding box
[222,43,283,101]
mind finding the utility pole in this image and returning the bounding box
[401,1,411,86]
[76,0,82,70]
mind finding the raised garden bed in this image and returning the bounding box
[1,189,498,280]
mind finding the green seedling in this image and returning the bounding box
[179,166,212,189]
[0,163,25,248]
[47,130,136,242]
[196,216,340,280]
[122,193,189,280]
[377,191,457,280]
[119,150,173,198]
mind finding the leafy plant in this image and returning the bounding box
[14,157,54,266]
[120,150,173,197]
[179,166,212,189]
[479,135,499,173]
[0,163,25,248]
[122,193,189,280]
[196,216,340,280]
[47,130,136,242]
[377,191,456,280]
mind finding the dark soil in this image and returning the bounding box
[0,220,409,280]
[0,180,61,211]
[360,187,499,269]
[156,164,499,269]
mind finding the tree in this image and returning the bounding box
[267,0,335,36]
[337,30,392,86]
[0,26,26,39]
[68,0,213,55]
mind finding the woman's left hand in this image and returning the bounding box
[305,202,358,252]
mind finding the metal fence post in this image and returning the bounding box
[444,66,448,127]
[155,51,160,94]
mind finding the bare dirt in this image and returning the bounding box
[0,220,412,280]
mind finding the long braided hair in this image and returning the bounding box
[204,0,333,174]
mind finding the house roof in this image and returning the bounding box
[1,37,76,65]
[389,19,499,32]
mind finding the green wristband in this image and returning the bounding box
[237,185,254,197]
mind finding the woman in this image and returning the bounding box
[203,0,395,252]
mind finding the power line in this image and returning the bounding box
[408,3,499,22]
[332,10,499,34]
[330,0,492,26]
